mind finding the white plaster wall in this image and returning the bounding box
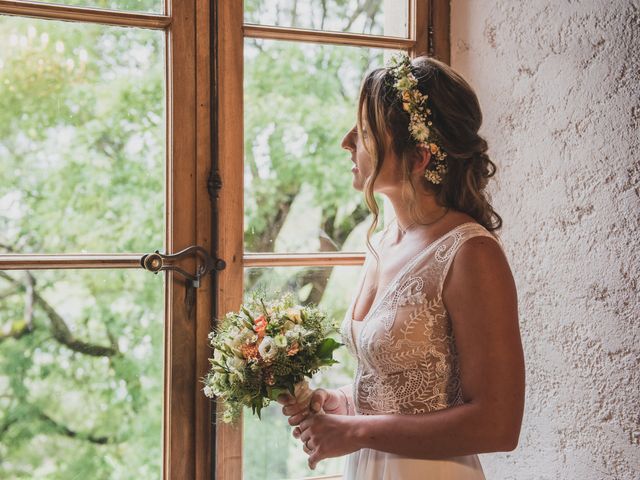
[451,1,640,479]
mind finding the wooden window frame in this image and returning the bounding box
[0,0,212,478]
[214,1,449,479]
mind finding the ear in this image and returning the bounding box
[412,145,432,175]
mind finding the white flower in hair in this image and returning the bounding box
[386,53,449,185]
[410,122,430,142]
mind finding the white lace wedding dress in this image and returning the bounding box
[339,221,500,480]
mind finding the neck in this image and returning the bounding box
[384,191,448,235]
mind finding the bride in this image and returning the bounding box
[277,54,525,479]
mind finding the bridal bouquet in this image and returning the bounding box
[202,291,342,423]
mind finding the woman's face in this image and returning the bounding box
[340,123,402,193]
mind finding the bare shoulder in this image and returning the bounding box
[458,232,509,269]
[442,227,517,314]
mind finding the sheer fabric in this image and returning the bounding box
[339,221,502,479]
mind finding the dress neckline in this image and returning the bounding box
[350,221,478,324]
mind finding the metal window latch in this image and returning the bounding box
[140,246,226,288]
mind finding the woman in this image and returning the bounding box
[277,54,525,479]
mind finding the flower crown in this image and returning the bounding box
[386,53,448,184]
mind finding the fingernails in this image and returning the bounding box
[311,401,321,411]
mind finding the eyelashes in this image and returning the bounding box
[352,126,368,138]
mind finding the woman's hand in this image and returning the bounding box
[297,412,361,470]
[277,387,346,428]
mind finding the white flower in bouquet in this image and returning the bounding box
[285,307,303,324]
[226,356,246,375]
[285,324,304,341]
[274,334,287,348]
[213,348,223,362]
[258,336,277,363]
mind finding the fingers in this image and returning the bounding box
[308,452,320,470]
[299,415,312,431]
[279,393,313,418]
[276,393,295,406]
[288,410,310,426]
[308,388,328,413]
[292,426,301,439]
[281,403,307,417]
[301,437,314,450]
[297,429,320,470]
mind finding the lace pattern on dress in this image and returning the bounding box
[339,222,502,416]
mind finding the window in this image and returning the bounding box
[0,0,447,478]
[0,0,211,478]
[216,1,449,479]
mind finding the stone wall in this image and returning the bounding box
[450,1,640,478]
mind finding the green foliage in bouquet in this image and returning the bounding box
[202,291,342,423]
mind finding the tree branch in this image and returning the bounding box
[247,191,297,254]
[38,411,115,445]
[320,0,328,30]
[0,271,118,356]
[23,271,34,331]
[322,203,371,250]
[0,285,20,300]
[290,0,298,28]
[0,417,18,439]
[295,204,371,306]
[344,0,380,33]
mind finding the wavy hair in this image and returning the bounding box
[356,55,502,258]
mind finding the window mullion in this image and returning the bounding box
[214,0,244,477]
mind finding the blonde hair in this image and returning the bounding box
[357,55,502,261]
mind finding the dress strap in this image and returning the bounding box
[435,223,504,294]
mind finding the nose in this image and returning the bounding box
[341,125,356,152]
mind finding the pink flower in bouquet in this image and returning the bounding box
[253,315,267,337]
[286,342,300,356]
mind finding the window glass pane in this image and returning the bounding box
[0,269,164,478]
[244,0,408,38]
[242,265,361,479]
[0,16,165,254]
[20,0,163,14]
[244,38,393,253]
